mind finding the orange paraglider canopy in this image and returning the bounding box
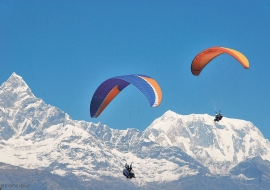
[191,46,249,76]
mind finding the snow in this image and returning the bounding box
[0,73,270,186]
[236,174,255,180]
[146,110,270,174]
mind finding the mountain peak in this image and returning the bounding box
[10,72,21,78]
[6,72,29,86]
[1,72,32,95]
[163,110,177,116]
[0,72,36,111]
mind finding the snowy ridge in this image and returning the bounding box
[0,73,206,186]
[0,73,270,187]
[145,110,270,174]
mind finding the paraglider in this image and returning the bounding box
[123,163,136,179]
[191,46,249,121]
[90,74,162,118]
[214,111,223,122]
[191,46,249,76]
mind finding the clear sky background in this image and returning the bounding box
[1,1,270,140]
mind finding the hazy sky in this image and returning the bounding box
[1,1,270,140]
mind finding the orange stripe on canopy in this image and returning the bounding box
[140,76,162,107]
[95,85,121,117]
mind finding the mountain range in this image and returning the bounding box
[0,73,270,190]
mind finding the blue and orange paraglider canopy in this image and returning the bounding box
[191,46,249,76]
[90,74,162,118]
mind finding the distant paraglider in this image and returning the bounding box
[191,46,250,121]
[123,163,136,179]
[214,111,223,122]
[191,46,249,76]
[90,74,162,118]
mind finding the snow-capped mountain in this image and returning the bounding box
[0,73,207,187]
[144,111,270,174]
[0,73,270,189]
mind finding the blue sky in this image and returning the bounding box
[1,1,270,140]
